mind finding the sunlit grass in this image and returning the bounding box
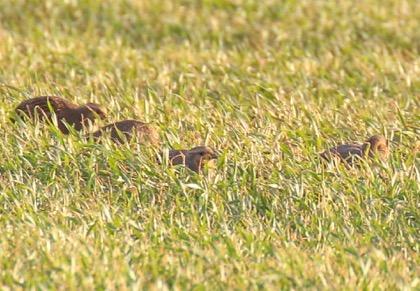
[0,0,419,289]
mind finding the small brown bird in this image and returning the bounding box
[14,96,106,134]
[165,146,219,173]
[90,119,160,145]
[321,135,389,164]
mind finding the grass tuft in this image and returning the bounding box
[0,0,419,289]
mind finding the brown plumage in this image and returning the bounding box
[90,119,160,145]
[165,146,218,173]
[14,96,106,134]
[320,135,389,164]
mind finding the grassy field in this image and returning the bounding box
[0,0,419,289]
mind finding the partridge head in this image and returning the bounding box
[167,146,219,173]
[321,135,389,165]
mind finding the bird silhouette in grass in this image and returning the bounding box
[90,119,160,146]
[14,96,106,134]
[161,146,219,173]
[320,135,389,165]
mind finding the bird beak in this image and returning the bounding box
[98,110,107,120]
[210,150,219,160]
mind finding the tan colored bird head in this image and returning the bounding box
[168,146,219,173]
[362,135,389,160]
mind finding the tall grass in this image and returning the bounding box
[0,0,418,289]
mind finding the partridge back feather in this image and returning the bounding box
[14,96,105,134]
[15,96,77,121]
[91,119,160,145]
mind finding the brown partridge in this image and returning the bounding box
[90,119,160,145]
[14,96,106,134]
[321,135,389,164]
[166,146,218,173]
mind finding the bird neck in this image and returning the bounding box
[363,141,383,158]
[362,142,373,156]
[186,155,201,173]
[76,105,90,116]
[169,150,201,173]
